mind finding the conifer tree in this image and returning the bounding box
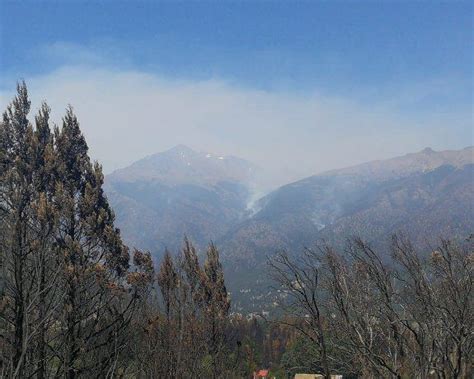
[202,243,230,379]
[157,250,178,322]
[157,250,178,377]
[31,101,60,379]
[182,237,203,308]
[180,237,206,375]
[0,83,63,378]
[0,82,38,377]
[0,84,144,377]
[51,106,132,378]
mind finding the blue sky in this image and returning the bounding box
[0,1,472,182]
[2,2,472,94]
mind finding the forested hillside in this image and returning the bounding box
[222,151,473,265]
[105,143,473,312]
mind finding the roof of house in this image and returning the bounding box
[258,369,269,377]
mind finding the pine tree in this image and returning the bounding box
[157,250,178,377]
[202,243,230,379]
[51,106,133,378]
[180,238,206,375]
[0,81,38,377]
[182,237,203,308]
[31,101,59,379]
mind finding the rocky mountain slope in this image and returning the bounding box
[105,146,473,312]
[217,147,473,311]
[220,146,473,263]
[105,145,260,254]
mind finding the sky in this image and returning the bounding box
[0,1,472,185]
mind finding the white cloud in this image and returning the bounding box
[1,65,472,188]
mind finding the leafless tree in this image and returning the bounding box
[270,234,473,378]
[269,249,331,379]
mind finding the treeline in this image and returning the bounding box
[270,236,473,378]
[130,241,231,378]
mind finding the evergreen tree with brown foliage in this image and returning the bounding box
[0,82,44,377]
[51,106,135,378]
[0,83,146,378]
[202,243,230,379]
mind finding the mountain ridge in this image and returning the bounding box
[105,145,260,253]
[107,144,260,186]
[217,146,473,266]
[104,145,473,312]
[319,145,473,181]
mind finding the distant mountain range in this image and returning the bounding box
[105,145,474,313]
[220,146,473,262]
